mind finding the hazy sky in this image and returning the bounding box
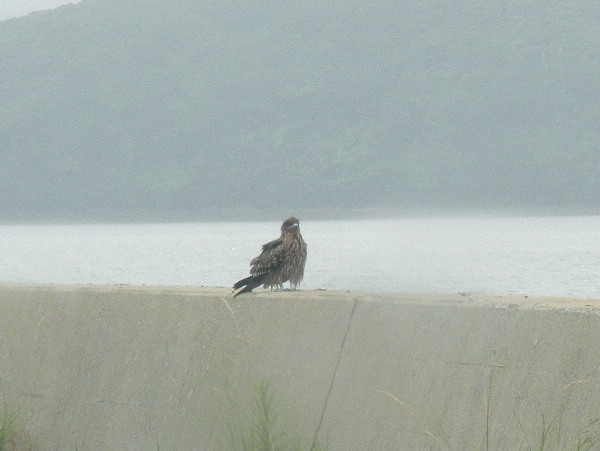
[0,0,82,21]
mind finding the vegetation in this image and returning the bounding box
[1,0,600,221]
[228,381,325,451]
[514,411,600,451]
[0,400,21,450]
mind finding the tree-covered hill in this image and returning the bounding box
[1,0,599,221]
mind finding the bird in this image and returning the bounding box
[233,217,307,298]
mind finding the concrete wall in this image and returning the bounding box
[1,285,600,450]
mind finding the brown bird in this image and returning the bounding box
[233,217,307,297]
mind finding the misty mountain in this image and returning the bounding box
[1,0,599,221]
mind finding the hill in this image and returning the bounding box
[1,0,599,221]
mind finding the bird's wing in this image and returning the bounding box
[250,238,285,275]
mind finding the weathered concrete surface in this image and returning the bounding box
[1,285,600,450]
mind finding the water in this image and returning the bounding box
[0,216,599,298]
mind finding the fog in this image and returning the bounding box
[0,0,82,21]
[1,1,599,222]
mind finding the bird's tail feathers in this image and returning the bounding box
[233,274,265,297]
[233,275,253,290]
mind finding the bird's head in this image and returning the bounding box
[281,217,300,232]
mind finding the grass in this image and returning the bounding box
[0,400,20,450]
[513,409,600,451]
[0,398,33,451]
[418,367,600,451]
[228,381,326,451]
[243,381,285,450]
[231,378,598,451]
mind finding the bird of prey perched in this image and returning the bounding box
[233,217,307,297]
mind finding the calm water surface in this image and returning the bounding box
[1,216,599,298]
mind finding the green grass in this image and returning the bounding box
[0,399,32,451]
[0,401,19,450]
[513,409,600,451]
[228,381,326,451]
